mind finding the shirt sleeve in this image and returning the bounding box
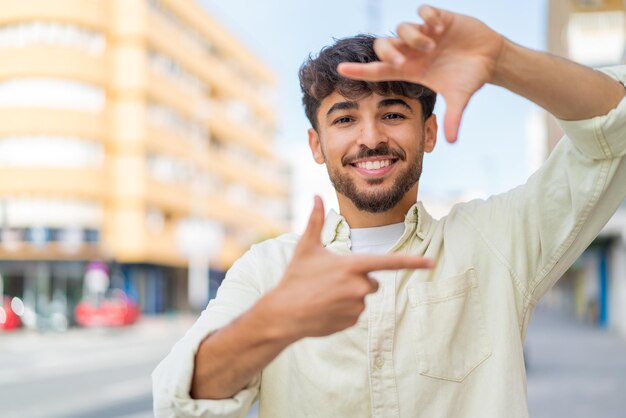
[152,246,264,418]
[456,65,626,307]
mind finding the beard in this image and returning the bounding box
[327,143,423,213]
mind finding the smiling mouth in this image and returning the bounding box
[351,158,398,170]
[349,157,399,176]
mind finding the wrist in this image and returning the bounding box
[251,290,302,346]
[490,36,520,88]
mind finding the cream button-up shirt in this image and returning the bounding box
[153,66,626,418]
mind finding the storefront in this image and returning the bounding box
[0,260,223,331]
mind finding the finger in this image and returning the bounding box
[442,92,470,143]
[389,37,419,55]
[349,276,379,297]
[337,61,402,82]
[296,195,325,251]
[418,5,444,34]
[350,255,435,273]
[367,276,380,294]
[373,37,406,65]
[396,23,435,52]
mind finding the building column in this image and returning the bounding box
[103,0,148,262]
[609,236,626,336]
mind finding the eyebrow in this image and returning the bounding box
[325,98,414,119]
[326,101,358,118]
[378,98,413,113]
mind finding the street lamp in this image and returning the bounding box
[176,218,224,311]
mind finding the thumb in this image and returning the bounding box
[442,92,469,143]
[296,195,325,253]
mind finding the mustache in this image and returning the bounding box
[342,143,406,166]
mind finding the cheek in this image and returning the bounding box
[321,133,353,162]
[396,126,424,153]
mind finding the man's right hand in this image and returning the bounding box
[190,196,433,400]
[262,196,434,341]
[338,5,624,142]
[337,5,505,144]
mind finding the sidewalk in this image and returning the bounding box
[526,307,626,418]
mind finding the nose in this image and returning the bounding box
[356,119,388,149]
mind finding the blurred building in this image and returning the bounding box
[0,0,291,329]
[543,0,626,336]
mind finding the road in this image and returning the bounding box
[0,315,193,418]
[1,308,625,417]
[526,307,626,418]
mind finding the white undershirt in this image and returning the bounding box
[349,222,405,255]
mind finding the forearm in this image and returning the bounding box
[190,295,294,400]
[492,39,625,120]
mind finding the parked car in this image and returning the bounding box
[0,296,22,331]
[74,289,140,327]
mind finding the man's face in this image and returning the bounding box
[308,91,437,213]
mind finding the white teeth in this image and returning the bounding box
[356,159,392,170]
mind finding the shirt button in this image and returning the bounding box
[375,356,384,369]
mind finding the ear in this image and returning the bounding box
[423,115,438,153]
[308,128,325,164]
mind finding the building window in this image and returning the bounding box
[148,0,214,56]
[146,153,195,185]
[147,0,274,100]
[226,183,252,206]
[0,198,102,228]
[147,103,209,146]
[0,136,104,167]
[0,78,105,111]
[213,98,272,142]
[0,22,105,54]
[146,207,166,233]
[148,49,207,96]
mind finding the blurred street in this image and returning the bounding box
[526,307,626,418]
[0,315,195,418]
[1,308,625,418]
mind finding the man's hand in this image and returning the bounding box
[263,196,434,340]
[191,197,432,400]
[338,5,505,143]
[339,5,625,141]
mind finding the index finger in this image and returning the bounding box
[337,61,402,82]
[350,254,434,273]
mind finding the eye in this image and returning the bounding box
[333,116,354,125]
[383,113,405,120]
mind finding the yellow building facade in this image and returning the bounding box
[0,0,290,323]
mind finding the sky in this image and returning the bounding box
[198,0,548,229]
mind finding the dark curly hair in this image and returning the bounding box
[299,34,437,130]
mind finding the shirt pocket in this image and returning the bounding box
[407,268,492,382]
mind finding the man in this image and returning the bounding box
[153,6,626,418]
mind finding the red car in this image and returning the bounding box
[75,289,140,327]
[0,296,22,331]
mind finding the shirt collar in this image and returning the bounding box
[321,202,433,250]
